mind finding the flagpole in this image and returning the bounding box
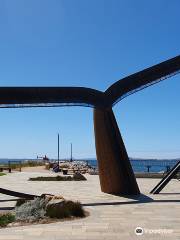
[58,133,59,166]
[70,143,72,162]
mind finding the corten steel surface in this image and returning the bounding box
[150,160,180,194]
[0,56,179,109]
[0,55,179,196]
[94,108,140,194]
[105,55,180,106]
[0,187,39,199]
[0,87,107,108]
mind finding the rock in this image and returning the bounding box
[40,194,54,203]
[40,194,65,205]
[40,218,48,224]
[88,169,99,175]
[51,195,64,200]
[45,163,50,170]
[7,223,13,227]
[48,196,64,204]
[12,222,21,227]
[46,195,65,208]
[47,198,64,207]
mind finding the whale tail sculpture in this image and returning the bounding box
[0,55,179,196]
[94,107,140,194]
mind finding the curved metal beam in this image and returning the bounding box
[105,55,180,106]
[0,87,108,109]
[0,55,180,197]
[0,187,39,199]
[0,56,179,109]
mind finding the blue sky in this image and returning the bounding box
[0,0,179,159]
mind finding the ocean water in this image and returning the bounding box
[85,158,180,173]
[0,158,179,173]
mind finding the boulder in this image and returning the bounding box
[40,194,54,203]
[46,198,65,207]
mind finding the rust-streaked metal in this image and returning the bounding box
[0,55,179,196]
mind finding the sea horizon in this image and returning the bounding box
[0,157,179,173]
[0,156,180,161]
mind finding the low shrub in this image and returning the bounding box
[15,197,85,221]
[16,199,27,207]
[0,173,6,176]
[46,201,70,219]
[15,197,47,221]
[64,201,85,217]
[46,200,85,219]
[29,174,87,181]
[0,213,15,227]
[73,172,87,181]
[29,176,72,181]
[23,161,44,167]
[4,161,44,170]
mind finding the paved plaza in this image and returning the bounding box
[0,168,180,239]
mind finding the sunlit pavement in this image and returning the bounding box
[0,168,180,239]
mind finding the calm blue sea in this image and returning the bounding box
[0,158,179,173]
[85,158,180,173]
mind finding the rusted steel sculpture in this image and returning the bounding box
[0,55,179,197]
[94,108,139,194]
[0,187,38,199]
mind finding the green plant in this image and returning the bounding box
[16,199,27,207]
[46,201,70,218]
[29,176,72,181]
[3,161,44,170]
[29,174,87,181]
[0,213,15,227]
[15,198,47,221]
[64,201,85,217]
[0,173,6,176]
[73,172,87,181]
[46,200,85,219]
